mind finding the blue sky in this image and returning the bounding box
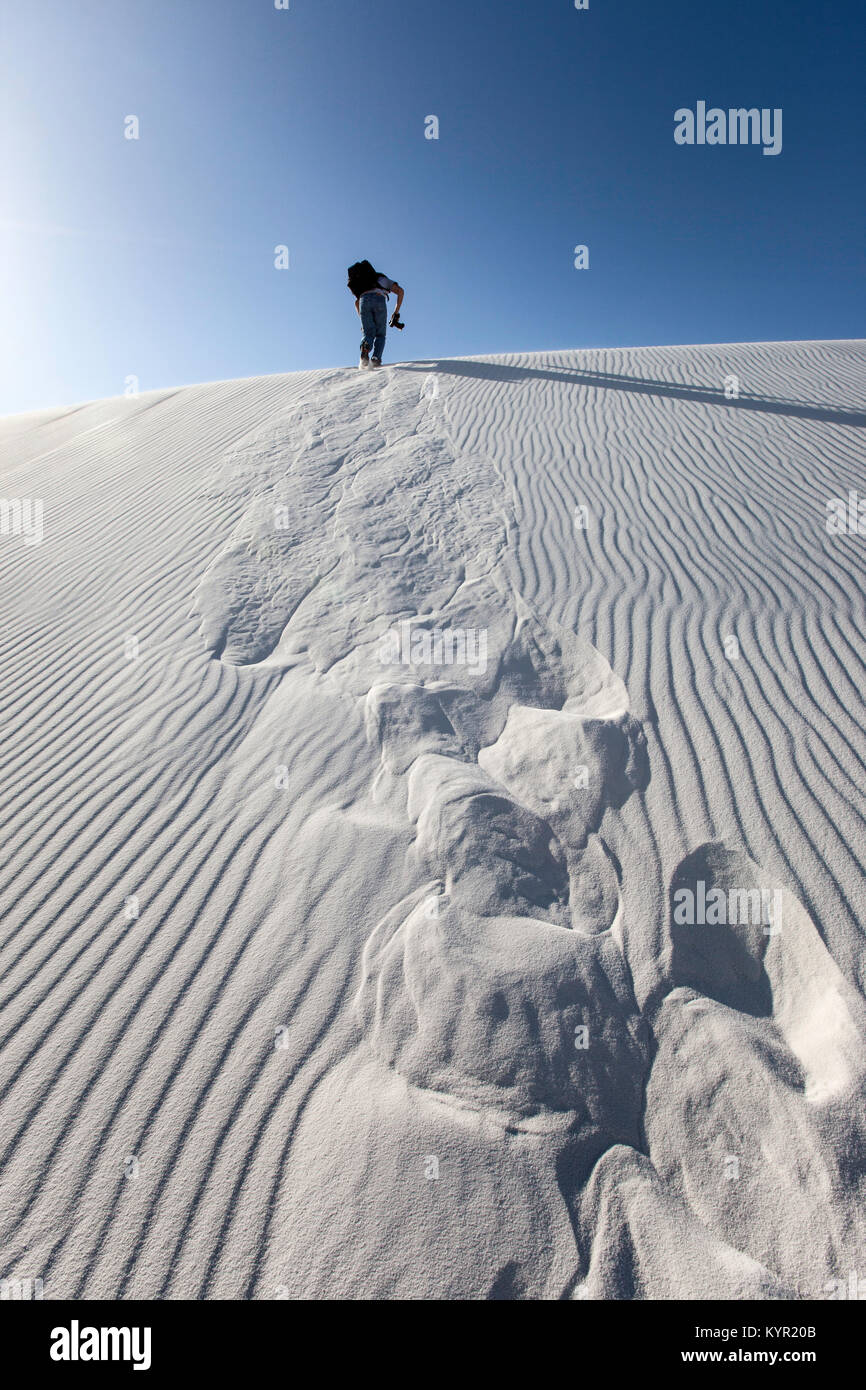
[1,0,864,414]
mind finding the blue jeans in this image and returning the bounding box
[359,292,387,361]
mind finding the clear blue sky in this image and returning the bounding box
[1,0,863,414]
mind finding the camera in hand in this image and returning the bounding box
[390,314,405,330]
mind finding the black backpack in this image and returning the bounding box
[347,260,380,297]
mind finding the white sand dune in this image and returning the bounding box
[1,340,864,1299]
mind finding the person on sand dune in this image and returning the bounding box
[347,260,404,369]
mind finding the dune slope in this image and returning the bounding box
[1,341,864,1299]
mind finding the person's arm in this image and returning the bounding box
[389,283,404,324]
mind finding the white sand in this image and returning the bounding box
[1,340,864,1299]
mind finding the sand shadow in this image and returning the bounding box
[397,359,866,429]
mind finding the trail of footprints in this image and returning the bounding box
[354,592,866,1296]
[195,368,866,1297]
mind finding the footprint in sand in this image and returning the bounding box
[641,841,866,1293]
[355,600,652,1141]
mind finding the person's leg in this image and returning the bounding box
[371,297,387,361]
[359,294,378,357]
